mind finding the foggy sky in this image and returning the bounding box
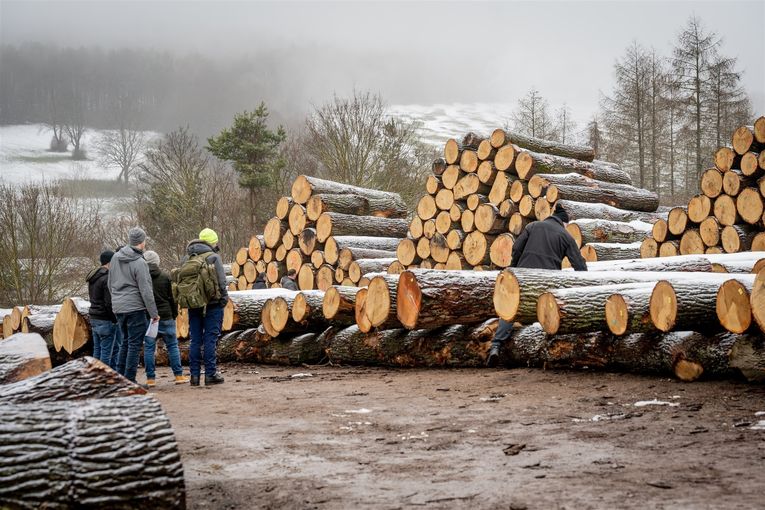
[2,0,764,123]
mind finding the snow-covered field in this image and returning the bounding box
[388,103,515,147]
[0,124,157,185]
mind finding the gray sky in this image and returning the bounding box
[2,0,764,122]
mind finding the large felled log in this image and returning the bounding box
[639,237,658,258]
[604,284,658,336]
[324,236,403,266]
[324,320,496,367]
[0,356,145,404]
[580,242,642,262]
[538,283,658,335]
[323,286,362,324]
[226,289,299,329]
[396,270,500,330]
[556,200,665,223]
[528,172,639,199]
[583,252,765,274]
[489,129,595,161]
[721,224,757,253]
[306,192,407,220]
[0,333,52,384]
[0,395,185,509]
[513,150,631,184]
[338,248,396,271]
[566,219,652,247]
[221,328,325,365]
[52,297,90,354]
[359,275,402,331]
[545,183,659,212]
[291,290,326,326]
[291,174,405,205]
[348,258,398,283]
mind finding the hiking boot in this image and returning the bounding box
[190,375,200,387]
[486,344,501,368]
[174,375,190,385]
[146,379,156,387]
[205,373,225,386]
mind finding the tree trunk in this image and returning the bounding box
[0,333,52,384]
[0,395,185,509]
[490,128,596,161]
[306,192,407,221]
[556,200,666,223]
[338,248,396,271]
[324,236,403,265]
[580,242,642,262]
[586,252,763,273]
[566,219,652,247]
[359,275,402,331]
[604,284,658,336]
[323,286,362,325]
[396,270,500,329]
[528,172,639,198]
[226,289,300,329]
[545,184,658,212]
[291,174,405,205]
[52,297,90,354]
[348,258,398,283]
[514,150,631,183]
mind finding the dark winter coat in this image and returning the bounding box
[108,246,159,317]
[252,273,268,290]
[280,275,298,291]
[185,239,229,307]
[511,216,588,271]
[148,264,177,321]
[86,267,116,322]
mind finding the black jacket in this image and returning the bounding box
[511,216,588,271]
[86,267,116,322]
[252,273,268,290]
[148,264,177,321]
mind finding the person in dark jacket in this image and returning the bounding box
[280,269,298,290]
[487,204,588,367]
[253,272,268,290]
[185,228,228,386]
[86,250,118,367]
[143,251,189,387]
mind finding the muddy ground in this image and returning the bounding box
[151,364,765,509]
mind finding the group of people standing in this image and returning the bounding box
[86,226,229,387]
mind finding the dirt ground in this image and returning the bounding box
[151,363,765,510]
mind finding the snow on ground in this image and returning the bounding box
[0,124,158,185]
[388,103,515,147]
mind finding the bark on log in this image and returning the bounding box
[538,282,658,335]
[338,248,396,271]
[751,269,765,335]
[324,320,496,368]
[396,270,500,330]
[306,192,407,221]
[0,395,185,509]
[489,129,595,161]
[291,290,326,325]
[545,184,658,212]
[514,150,631,183]
[584,253,764,273]
[291,175,404,205]
[52,297,90,354]
[0,356,145,404]
[0,333,52,384]
[324,236,403,265]
[580,242,642,262]
[528,172,640,199]
[226,289,299,329]
[556,200,665,223]
[316,212,408,243]
[721,225,757,253]
[566,219,652,247]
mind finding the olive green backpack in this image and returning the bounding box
[171,253,220,309]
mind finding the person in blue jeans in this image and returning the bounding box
[108,227,160,383]
[86,249,118,366]
[185,228,228,386]
[143,250,189,386]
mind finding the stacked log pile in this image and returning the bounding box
[396,129,663,271]
[641,116,765,257]
[227,175,408,292]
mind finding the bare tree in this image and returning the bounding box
[585,117,602,158]
[62,86,87,160]
[512,88,553,139]
[554,103,577,144]
[97,125,146,183]
[0,182,102,306]
[706,54,751,149]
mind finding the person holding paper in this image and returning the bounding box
[108,227,160,383]
[143,250,190,387]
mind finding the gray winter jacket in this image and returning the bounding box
[108,246,159,317]
[280,275,298,291]
[185,240,229,307]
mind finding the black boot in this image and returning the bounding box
[486,343,501,368]
[190,375,200,387]
[205,373,225,386]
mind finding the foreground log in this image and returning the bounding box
[291,290,327,326]
[323,286,363,325]
[324,236,403,266]
[0,356,145,404]
[220,328,324,365]
[604,284,658,336]
[291,174,405,205]
[324,320,497,367]
[0,395,185,509]
[716,279,754,334]
[583,252,765,274]
[396,270,500,330]
[52,297,91,354]
[566,219,652,247]
[0,333,52,384]
[226,289,299,329]
[359,275,403,331]
[556,200,665,223]
[580,242,642,262]
[489,129,595,161]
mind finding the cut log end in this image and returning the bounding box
[716,279,751,334]
[493,271,519,321]
[366,276,392,327]
[649,281,677,333]
[537,293,561,335]
[604,294,628,336]
[396,271,421,329]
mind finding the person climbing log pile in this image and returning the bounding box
[641,117,765,257]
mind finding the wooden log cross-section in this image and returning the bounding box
[52,297,91,355]
[0,395,186,509]
[0,333,52,384]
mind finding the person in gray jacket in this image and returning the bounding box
[109,227,159,383]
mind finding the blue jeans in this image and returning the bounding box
[144,319,184,379]
[189,304,223,377]
[493,319,514,347]
[91,319,117,366]
[115,310,150,383]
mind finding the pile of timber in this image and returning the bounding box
[228,176,407,292]
[397,129,663,271]
[641,116,765,257]
[0,344,186,508]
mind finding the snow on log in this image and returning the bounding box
[0,333,52,384]
[566,219,652,247]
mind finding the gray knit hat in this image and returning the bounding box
[143,250,160,267]
[128,227,146,247]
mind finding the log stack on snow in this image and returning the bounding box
[641,116,765,257]
[396,129,664,271]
